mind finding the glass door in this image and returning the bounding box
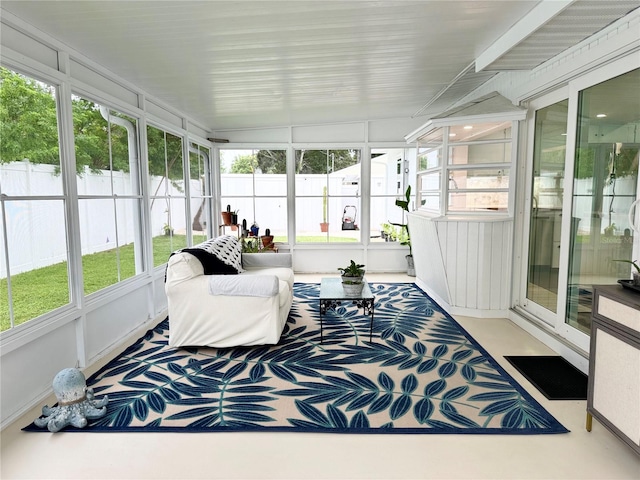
[524,98,569,319]
[564,69,640,339]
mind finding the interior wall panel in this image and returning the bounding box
[455,222,468,307]
[368,117,426,142]
[293,249,367,274]
[409,213,450,305]
[365,247,409,273]
[413,215,512,315]
[0,24,58,71]
[0,321,78,426]
[85,287,151,364]
[213,127,290,143]
[154,275,168,317]
[188,123,211,141]
[146,100,183,129]
[466,222,480,309]
[293,123,365,143]
[70,59,138,107]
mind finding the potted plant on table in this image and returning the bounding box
[338,260,365,295]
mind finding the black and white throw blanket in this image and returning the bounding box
[168,235,244,277]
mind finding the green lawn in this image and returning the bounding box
[0,235,188,331]
[1,233,357,331]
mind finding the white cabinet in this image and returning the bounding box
[587,285,640,456]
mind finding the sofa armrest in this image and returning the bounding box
[242,252,292,269]
[166,251,204,284]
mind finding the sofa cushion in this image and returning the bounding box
[242,267,294,290]
[242,252,292,269]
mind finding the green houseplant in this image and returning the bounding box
[338,260,365,281]
[338,260,365,295]
[391,185,415,276]
[381,222,398,242]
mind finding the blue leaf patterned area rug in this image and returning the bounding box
[25,283,568,434]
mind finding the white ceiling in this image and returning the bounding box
[2,1,638,131]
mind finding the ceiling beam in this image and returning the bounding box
[475,0,576,72]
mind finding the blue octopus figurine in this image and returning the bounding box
[34,368,108,432]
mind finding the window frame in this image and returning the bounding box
[219,148,289,244]
[293,148,363,244]
[0,66,73,332]
[415,122,519,216]
[368,147,417,245]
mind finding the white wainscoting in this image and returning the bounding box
[409,213,513,317]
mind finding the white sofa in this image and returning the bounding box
[165,239,294,348]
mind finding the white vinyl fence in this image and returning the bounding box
[0,161,199,276]
[2,160,403,276]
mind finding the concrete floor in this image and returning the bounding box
[2,274,639,479]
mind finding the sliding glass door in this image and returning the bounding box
[564,69,639,338]
[520,66,639,350]
[524,96,569,320]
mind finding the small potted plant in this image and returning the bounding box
[261,228,275,250]
[381,223,397,242]
[221,204,233,225]
[614,259,640,286]
[230,210,239,226]
[162,223,174,236]
[241,236,260,253]
[338,260,365,295]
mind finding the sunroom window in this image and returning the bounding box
[406,92,526,216]
[294,149,361,243]
[0,68,69,330]
[220,149,287,243]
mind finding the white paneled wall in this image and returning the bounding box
[410,213,513,317]
[408,213,450,306]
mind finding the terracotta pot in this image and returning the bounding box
[261,235,274,249]
[221,212,232,225]
[320,222,329,233]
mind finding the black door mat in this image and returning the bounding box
[504,355,588,400]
